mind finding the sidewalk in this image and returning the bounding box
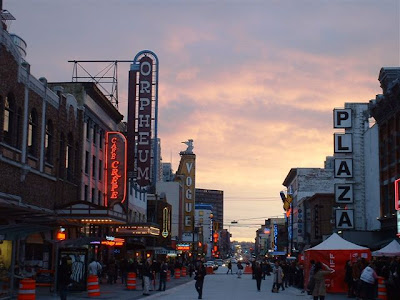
[35,275,194,300]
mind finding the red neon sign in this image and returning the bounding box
[395,178,400,211]
[105,132,127,207]
[101,238,125,247]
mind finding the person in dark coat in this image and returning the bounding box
[254,262,263,291]
[158,261,168,291]
[345,260,355,298]
[195,261,207,299]
[226,261,233,274]
[58,256,71,300]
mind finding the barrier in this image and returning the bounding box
[206,266,214,274]
[243,265,252,274]
[127,272,137,290]
[167,270,171,282]
[18,279,36,300]
[87,275,100,297]
[181,267,187,277]
[377,276,387,300]
[174,268,181,279]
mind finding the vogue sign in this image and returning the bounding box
[105,132,127,207]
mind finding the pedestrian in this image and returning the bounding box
[307,260,316,295]
[358,263,378,300]
[58,256,71,300]
[188,262,194,278]
[142,258,152,296]
[272,261,284,292]
[195,261,207,299]
[120,258,128,285]
[254,261,263,291]
[344,260,355,298]
[107,259,116,284]
[226,260,233,274]
[311,261,335,300]
[158,261,168,291]
[88,258,102,283]
[237,261,243,278]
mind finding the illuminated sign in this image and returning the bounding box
[101,238,125,247]
[395,179,400,211]
[176,243,190,251]
[105,132,127,207]
[136,56,153,187]
[56,228,66,241]
[264,228,270,234]
[177,154,196,233]
[116,226,160,236]
[273,224,278,251]
[162,207,170,238]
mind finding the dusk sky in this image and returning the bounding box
[6,1,399,241]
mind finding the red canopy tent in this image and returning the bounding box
[305,233,371,293]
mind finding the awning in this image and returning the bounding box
[0,223,52,240]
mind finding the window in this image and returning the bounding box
[93,125,97,145]
[98,160,103,180]
[59,133,65,178]
[99,131,103,149]
[16,107,22,149]
[3,94,14,144]
[45,120,53,163]
[85,151,89,174]
[28,109,38,156]
[86,120,90,140]
[98,191,102,204]
[92,188,95,202]
[66,133,74,180]
[84,185,88,201]
[92,155,96,177]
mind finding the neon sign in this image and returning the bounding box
[105,132,127,207]
[162,207,170,238]
[273,224,278,251]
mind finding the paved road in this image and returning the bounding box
[36,265,348,299]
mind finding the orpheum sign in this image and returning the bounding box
[136,56,153,187]
[105,132,127,207]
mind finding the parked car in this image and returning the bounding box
[230,258,237,264]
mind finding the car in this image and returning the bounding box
[205,261,218,270]
[215,259,223,266]
[230,258,237,264]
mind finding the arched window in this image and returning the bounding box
[66,133,74,180]
[45,120,53,163]
[3,93,14,145]
[28,109,38,156]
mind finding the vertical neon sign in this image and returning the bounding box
[105,132,127,207]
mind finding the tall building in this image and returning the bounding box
[195,188,224,230]
[370,67,400,237]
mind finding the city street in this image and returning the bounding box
[36,265,348,300]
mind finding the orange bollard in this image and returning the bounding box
[377,276,387,300]
[87,275,100,297]
[167,270,171,282]
[18,279,36,300]
[127,272,137,290]
[181,267,187,277]
[243,265,252,274]
[206,266,214,274]
[174,268,181,279]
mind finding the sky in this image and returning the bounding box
[5,0,400,242]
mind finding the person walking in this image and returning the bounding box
[272,261,284,292]
[142,258,152,296]
[311,261,335,300]
[254,262,263,291]
[344,260,355,298]
[58,256,71,300]
[88,258,102,283]
[359,263,378,300]
[158,261,168,291]
[226,260,233,274]
[195,261,207,299]
[237,261,243,278]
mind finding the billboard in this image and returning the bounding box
[105,132,127,207]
